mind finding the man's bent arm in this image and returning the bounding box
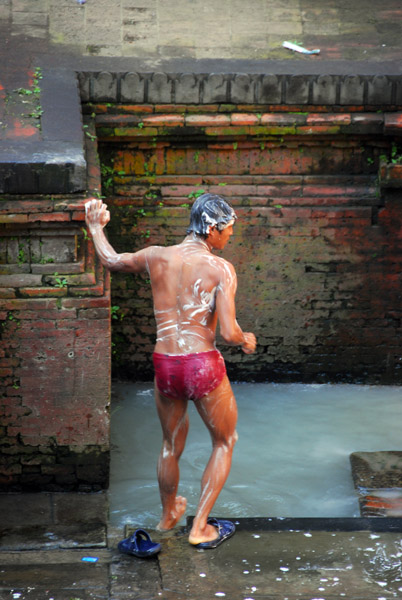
[85,199,148,273]
[216,262,256,353]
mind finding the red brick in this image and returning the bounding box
[18,328,75,340]
[0,289,16,299]
[19,287,68,298]
[113,126,158,137]
[261,113,306,126]
[119,104,154,114]
[0,368,13,377]
[384,112,402,133]
[20,320,56,331]
[142,114,184,127]
[15,309,76,320]
[306,113,351,125]
[28,212,70,223]
[1,396,22,406]
[0,214,28,223]
[351,114,384,127]
[231,113,259,126]
[297,123,341,134]
[62,297,110,309]
[185,115,231,127]
[0,274,42,287]
[0,357,19,367]
[0,299,59,311]
[0,200,54,214]
[72,211,85,221]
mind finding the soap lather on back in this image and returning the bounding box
[147,241,225,355]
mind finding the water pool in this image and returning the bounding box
[109,382,402,529]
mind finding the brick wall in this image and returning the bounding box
[0,122,111,491]
[91,106,402,384]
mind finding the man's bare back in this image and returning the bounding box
[146,236,243,355]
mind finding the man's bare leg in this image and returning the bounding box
[154,385,189,530]
[188,376,238,545]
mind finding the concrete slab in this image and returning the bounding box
[0,492,108,551]
[0,493,52,527]
[53,492,108,525]
[115,518,402,599]
[0,523,107,551]
[2,498,402,599]
[157,528,402,599]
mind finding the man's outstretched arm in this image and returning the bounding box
[85,199,148,273]
[215,261,256,354]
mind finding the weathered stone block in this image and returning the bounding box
[91,71,118,102]
[312,75,338,105]
[120,72,145,103]
[203,74,228,103]
[77,71,91,102]
[230,74,255,104]
[40,236,77,263]
[255,75,281,104]
[367,75,393,106]
[147,72,173,103]
[174,73,201,104]
[394,77,402,105]
[284,75,309,104]
[340,76,364,105]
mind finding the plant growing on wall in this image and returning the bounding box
[15,66,43,129]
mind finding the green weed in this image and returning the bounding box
[53,273,68,288]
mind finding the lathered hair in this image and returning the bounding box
[186,193,237,238]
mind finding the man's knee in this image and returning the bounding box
[218,429,238,452]
[230,429,238,449]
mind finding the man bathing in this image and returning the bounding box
[85,194,256,548]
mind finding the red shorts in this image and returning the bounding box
[153,350,227,401]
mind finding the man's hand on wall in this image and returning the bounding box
[85,198,110,231]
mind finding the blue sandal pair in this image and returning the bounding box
[118,518,235,557]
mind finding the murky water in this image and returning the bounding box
[109,382,402,529]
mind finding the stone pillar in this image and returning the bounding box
[0,196,111,490]
[0,71,111,490]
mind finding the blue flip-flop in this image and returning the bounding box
[118,529,161,558]
[193,518,235,550]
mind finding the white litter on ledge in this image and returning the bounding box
[283,41,320,55]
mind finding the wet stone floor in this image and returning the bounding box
[1,493,402,599]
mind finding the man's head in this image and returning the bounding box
[186,193,237,239]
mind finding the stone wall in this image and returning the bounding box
[89,105,402,383]
[0,122,111,491]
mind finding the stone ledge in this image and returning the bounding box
[79,71,402,107]
[350,452,402,518]
[0,70,86,195]
[185,516,402,532]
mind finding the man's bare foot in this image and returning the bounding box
[156,496,187,530]
[188,522,219,545]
